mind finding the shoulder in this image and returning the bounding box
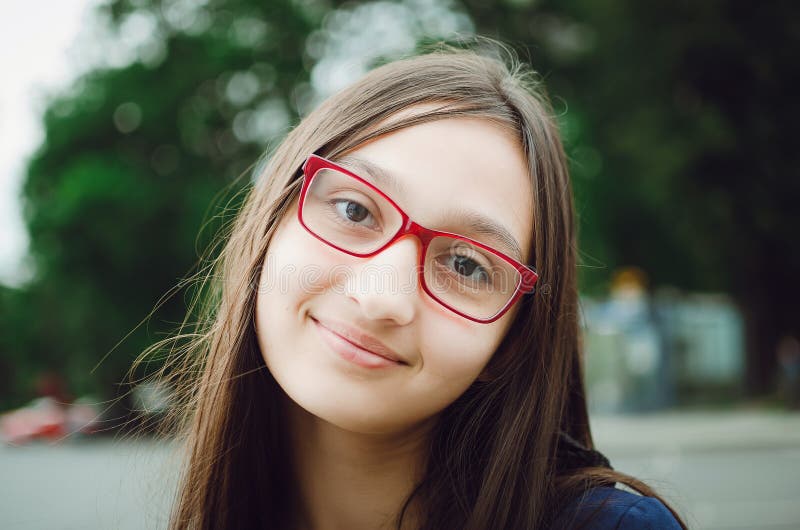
[551,486,682,530]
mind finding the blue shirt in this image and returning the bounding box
[551,486,683,529]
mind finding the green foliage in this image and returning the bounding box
[2,0,318,406]
[460,0,800,391]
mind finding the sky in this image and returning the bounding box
[0,0,99,286]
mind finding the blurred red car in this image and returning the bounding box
[0,396,100,444]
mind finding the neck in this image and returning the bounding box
[285,397,432,530]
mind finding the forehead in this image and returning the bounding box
[337,117,534,262]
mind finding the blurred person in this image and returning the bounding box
[605,267,670,411]
[777,335,800,409]
[140,43,685,529]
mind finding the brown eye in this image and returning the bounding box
[340,200,370,223]
[329,199,379,230]
[450,255,490,283]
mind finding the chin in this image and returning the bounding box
[287,385,420,435]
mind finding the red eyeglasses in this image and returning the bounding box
[297,154,538,323]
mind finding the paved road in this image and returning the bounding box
[1,412,798,529]
[591,411,800,530]
[0,436,178,530]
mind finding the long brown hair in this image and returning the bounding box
[140,43,687,529]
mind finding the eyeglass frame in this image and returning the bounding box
[296,154,539,324]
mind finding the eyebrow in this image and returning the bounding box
[338,155,406,197]
[337,155,526,263]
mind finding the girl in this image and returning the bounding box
[151,45,686,529]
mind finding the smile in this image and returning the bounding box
[311,317,406,369]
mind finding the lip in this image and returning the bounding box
[311,316,407,368]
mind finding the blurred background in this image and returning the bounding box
[1,0,798,528]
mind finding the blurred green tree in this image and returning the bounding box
[1,0,322,407]
[458,0,799,395]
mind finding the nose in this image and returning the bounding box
[344,235,421,325]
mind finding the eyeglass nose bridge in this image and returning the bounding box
[361,217,441,295]
[381,216,439,262]
[383,217,462,301]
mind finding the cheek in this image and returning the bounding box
[422,298,515,375]
[410,320,504,402]
[412,307,517,405]
[257,215,337,310]
[255,214,327,361]
[424,329,493,378]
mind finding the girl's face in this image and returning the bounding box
[255,115,533,434]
